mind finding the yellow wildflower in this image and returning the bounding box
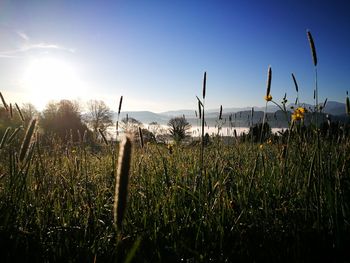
[264,94,273,102]
[291,113,301,121]
[291,107,307,121]
[296,107,307,114]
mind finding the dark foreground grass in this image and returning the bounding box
[0,131,350,262]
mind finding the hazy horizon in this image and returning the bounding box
[1,0,350,112]
[1,98,344,115]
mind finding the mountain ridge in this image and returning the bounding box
[113,101,347,125]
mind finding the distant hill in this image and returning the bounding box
[159,109,197,118]
[160,101,347,117]
[113,111,169,124]
[323,101,347,115]
[112,101,347,127]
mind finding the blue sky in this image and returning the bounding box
[0,0,349,112]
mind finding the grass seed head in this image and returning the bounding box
[114,135,133,229]
[265,66,272,100]
[197,98,202,119]
[291,73,299,93]
[15,103,25,122]
[118,96,123,115]
[307,30,317,66]
[9,103,13,118]
[0,92,8,111]
[323,98,328,109]
[203,71,206,100]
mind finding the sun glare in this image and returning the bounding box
[22,57,87,109]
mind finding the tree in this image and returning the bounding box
[21,103,38,124]
[40,100,90,143]
[148,121,165,140]
[85,100,113,135]
[167,116,191,142]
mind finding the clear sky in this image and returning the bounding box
[0,0,349,112]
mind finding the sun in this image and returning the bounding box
[22,57,87,109]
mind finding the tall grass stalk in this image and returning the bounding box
[19,118,36,163]
[7,127,22,144]
[99,128,109,145]
[292,73,299,105]
[0,91,8,111]
[307,30,323,229]
[261,66,272,143]
[307,30,319,124]
[9,103,13,118]
[15,103,25,122]
[117,95,123,137]
[201,72,206,174]
[0,127,11,149]
[114,135,132,229]
[195,72,206,177]
[251,107,254,143]
[138,127,144,148]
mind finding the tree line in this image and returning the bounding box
[0,99,192,145]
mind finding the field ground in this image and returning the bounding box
[1,128,350,262]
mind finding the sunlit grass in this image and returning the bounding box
[0,127,349,261]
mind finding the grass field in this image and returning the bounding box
[0,121,350,262]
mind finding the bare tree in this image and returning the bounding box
[86,100,113,134]
[168,116,191,142]
[148,122,165,137]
